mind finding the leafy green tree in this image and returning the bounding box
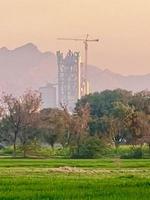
[129,91,150,114]
[76,89,132,118]
[0,118,13,145]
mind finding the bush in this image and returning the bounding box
[37,146,70,158]
[0,146,14,155]
[120,147,143,159]
[71,137,107,159]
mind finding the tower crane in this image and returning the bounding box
[57,34,99,94]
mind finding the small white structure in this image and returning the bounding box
[39,83,57,108]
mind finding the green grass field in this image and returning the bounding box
[0,158,150,199]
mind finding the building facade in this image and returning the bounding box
[39,83,57,108]
[57,50,81,110]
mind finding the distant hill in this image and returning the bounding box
[88,66,150,92]
[0,43,149,95]
[0,43,57,94]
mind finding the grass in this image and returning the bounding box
[0,158,150,168]
[0,158,150,199]
[0,175,150,200]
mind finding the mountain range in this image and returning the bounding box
[0,43,149,95]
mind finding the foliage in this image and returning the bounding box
[69,104,90,152]
[0,90,41,156]
[71,136,107,158]
[0,89,150,159]
[76,89,150,149]
[37,146,70,158]
[40,108,67,148]
[120,147,143,159]
[76,89,132,118]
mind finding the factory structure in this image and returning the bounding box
[40,50,89,110]
[57,50,89,110]
[40,35,99,110]
[39,83,57,109]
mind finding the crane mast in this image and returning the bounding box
[57,34,99,95]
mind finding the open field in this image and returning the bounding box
[0,159,150,200]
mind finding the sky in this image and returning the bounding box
[0,0,150,75]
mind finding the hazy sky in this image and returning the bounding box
[0,0,150,75]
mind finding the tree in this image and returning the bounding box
[0,90,41,156]
[70,104,90,156]
[124,111,150,147]
[40,108,67,148]
[60,105,72,147]
[18,90,41,157]
[110,102,135,147]
[1,94,22,156]
[129,91,150,114]
[76,89,132,118]
[0,118,13,145]
[76,89,150,151]
[72,136,107,158]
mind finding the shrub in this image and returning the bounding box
[71,136,107,159]
[37,146,70,158]
[0,146,14,155]
[120,147,143,159]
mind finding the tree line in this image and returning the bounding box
[0,89,150,158]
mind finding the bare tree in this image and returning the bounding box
[0,90,41,157]
[70,104,90,154]
[19,90,41,157]
[1,94,22,156]
[40,108,66,148]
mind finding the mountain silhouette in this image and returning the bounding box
[0,43,57,94]
[0,43,149,95]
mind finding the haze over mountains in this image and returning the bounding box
[0,43,149,95]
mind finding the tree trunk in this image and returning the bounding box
[148,144,150,154]
[13,131,17,157]
[23,149,27,158]
[66,130,70,146]
[13,142,16,157]
[76,134,81,156]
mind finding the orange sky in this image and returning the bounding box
[0,0,150,75]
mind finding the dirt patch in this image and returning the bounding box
[48,166,150,176]
[48,166,113,175]
[48,166,98,174]
[49,166,87,173]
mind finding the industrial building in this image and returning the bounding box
[56,35,98,110]
[57,50,80,110]
[39,83,57,108]
[40,34,99,110]
[56,50,88,110]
